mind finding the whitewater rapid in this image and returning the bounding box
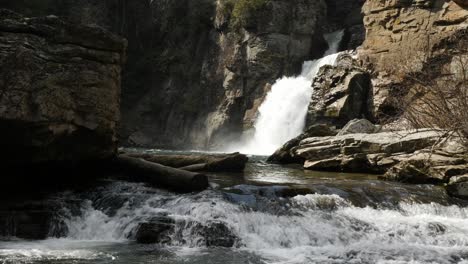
[239,30,344,155]
[2,176,467,264]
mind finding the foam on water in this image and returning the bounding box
[2,181,468,264]
[0,240,116,263]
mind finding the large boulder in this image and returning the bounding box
[135,216,238,247]
[135,215,175,244]
[0,10,126,165]
[306,54,373,128]
[337,119,380,136]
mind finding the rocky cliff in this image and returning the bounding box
[358,0,468,120]
[3,0,465,150]
[1,0,365,149]
[120,0,332,149]
[0,9,126,165]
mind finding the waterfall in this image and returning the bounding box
[240,30,344,155]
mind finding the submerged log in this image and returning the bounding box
[126,152,248,172]
[115,155,209,192]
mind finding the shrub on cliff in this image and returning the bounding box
[223,0,268,30]
[398,41,468,146]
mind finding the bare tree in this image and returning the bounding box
[399,41,468,146]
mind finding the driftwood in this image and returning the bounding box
[115,155,209,192]
[125,152,248,172]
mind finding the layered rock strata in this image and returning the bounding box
[0,9,126,164]
[358,0,468,119]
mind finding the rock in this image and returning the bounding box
[194,221,238,248]
[358,0,468,119]
[430,165,468,181]
[304,158,342,171]
[380,160,439,184]
[446,174,468,199]
[306,61,373,128]
[325,0,366,50]
[0,199,64,240]
[296,129,441,160]
[338,119,379,136]
[119,0,329,149]
[453,0,468,7]
[135,215,175,244]
[0,9,126,165]
[285,129,468,175]
[268,124,337,164]
[135,218,238,248]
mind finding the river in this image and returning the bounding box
[1,151,468,264]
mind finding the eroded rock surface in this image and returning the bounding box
[0,9,126,164]
[358,0,468,119]
[306,54,373,128]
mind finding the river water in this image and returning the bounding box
[1,153,468,264]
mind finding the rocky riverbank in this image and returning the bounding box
[269,119,468,198]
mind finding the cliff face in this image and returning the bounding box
[0,9,126,164]
[120,0,329,149]
[1,0,366,149]
[358,0,468,119]
[4,0,465,150]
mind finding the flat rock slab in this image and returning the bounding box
[295,129,442,161]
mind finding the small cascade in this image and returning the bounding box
[41,182,468,263]
[2,177,468,264]
[240,30,344,155]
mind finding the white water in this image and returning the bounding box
[239,31,344,155]
[1,180,468,264]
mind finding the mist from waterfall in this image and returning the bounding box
[239,30,344,156]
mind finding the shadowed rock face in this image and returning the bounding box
[2,0,331,149]
[119,0,330,149]
[0,9,126,164]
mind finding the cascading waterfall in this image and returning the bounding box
[240,30,344,155]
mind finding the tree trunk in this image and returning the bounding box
[115,155,209,192]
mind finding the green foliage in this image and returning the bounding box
[227,0,268,29]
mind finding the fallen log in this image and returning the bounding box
[115,155,209,192]
[125,152,248,172]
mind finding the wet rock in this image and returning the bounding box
[380,160,438,184]
[268,124,337,164]
[135,216,175,244]
[0,199,63,240]
[338,119,380,136]
[380,159,468,185]
[194,221,238,248]
[304,158,342,171]
[0,9,126,165]
[306,59,373,128]
[427,222,447,235]
[446,174,468,199]
[135,217,238,248]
